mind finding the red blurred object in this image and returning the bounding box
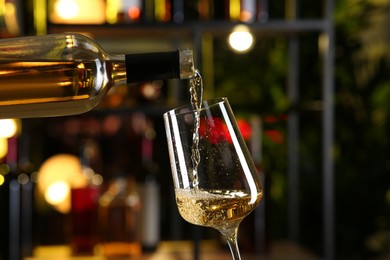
[71,186,100,254]
[237,119,252,141]
[263,114,288,123]
[263,116,278,123]
[265,129,284,144]
[199,117,252,144]
[199,117,231,144]
[278,114,288,121]
[128,7,141,20]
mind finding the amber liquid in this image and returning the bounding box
[175,188,263,230]
[0,60,118,118]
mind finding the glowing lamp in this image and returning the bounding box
[55,0,79,19]
[37,154,88,213]
[228,25,255,53]
[45,181,70,206]
[49,0,105,24]
[0,119,19,138]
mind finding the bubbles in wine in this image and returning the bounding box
[175,188,263,230]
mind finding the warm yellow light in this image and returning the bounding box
[0,1,5,16]
[91,174,103,186]
[34,0,47,35]
[4,2,20,36]
[0,138,7,159]
[45,181,70,206]
[155,0,170,22]
[55,0,79,20]
[106,0,121,24]
[229,0,241,20]
[228,25,255,53]
[0,175,4,186]
[38,154,88,213]
[0,119,18,138]
[50,0,105,24]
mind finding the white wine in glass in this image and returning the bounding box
[164,97,263,260]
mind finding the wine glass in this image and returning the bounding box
[163,97,263,260]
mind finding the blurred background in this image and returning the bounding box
[0,0,390,259]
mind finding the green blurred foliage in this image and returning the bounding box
[334,0,390,258]
[212,0,390,258]
[213,33,291,239]
[214,37,289,114]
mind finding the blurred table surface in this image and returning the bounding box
[24,240,319,260]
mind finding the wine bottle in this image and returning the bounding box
[70,138,101,255]
[98,176,142,257]
[136,117,160,252]
[0,33,195,118]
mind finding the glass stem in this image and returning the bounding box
[225,227,241,260]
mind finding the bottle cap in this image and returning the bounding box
[179,49,195,79]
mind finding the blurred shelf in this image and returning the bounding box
[24,240,319,260]
[48,19,329,39]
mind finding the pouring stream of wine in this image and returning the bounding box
[189,70,203,189]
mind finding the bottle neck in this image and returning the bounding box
[109,50,195,87]
[123,50,195,84]
[108,54,128,86]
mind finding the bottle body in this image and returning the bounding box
[0,34,114,118]
[70,138,103,254]
[98,177,141,257]
[136,117,160,251]
[0,59,115,118]
[0,33,194,118]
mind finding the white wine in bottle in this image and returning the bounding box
[0,33,195,118]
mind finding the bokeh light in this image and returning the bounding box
[0,119,18,138]
[55,0,79,19]
[45,181,70,206]
[0,138,7,159]
[38,154,87,213]
[228,25,255,53]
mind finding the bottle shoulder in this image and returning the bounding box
[0,33,108,61]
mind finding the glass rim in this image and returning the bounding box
[163,97,228,117]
